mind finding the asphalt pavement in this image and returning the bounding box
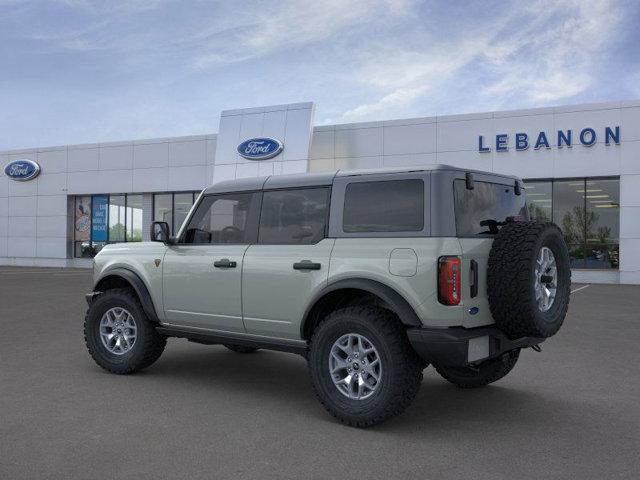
[1,267,639,479]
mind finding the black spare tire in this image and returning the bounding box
[487,222,571,339]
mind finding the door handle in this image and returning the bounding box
[293,260,321,271]
[214,258,237,268]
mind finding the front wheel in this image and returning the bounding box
[308,307,423,427]
[435,349,520,388]
[84,288,166,374]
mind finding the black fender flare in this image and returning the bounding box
[301,278,422,338]
[94,267,160,323]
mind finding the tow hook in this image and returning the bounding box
[530,344,542,353]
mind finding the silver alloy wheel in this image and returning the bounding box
[534,246,558,312]
[100,307,137,355]
[329,333,382,400]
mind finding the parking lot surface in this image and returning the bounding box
[1,267,639,479]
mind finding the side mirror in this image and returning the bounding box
[151,221,171,243]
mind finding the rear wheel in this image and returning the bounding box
[435,349,520,388]
[84,288,166,374]
[309,306,423,427]
[223,344,259,354]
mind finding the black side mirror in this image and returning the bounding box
[151,221,171,243]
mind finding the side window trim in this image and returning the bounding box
[257,186,331,245]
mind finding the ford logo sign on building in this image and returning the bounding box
[237,138,283,160]
[4,159,41,181]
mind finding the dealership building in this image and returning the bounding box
[1,100,639,284]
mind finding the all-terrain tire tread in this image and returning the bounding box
[487,222,570,339]
[309,306,423,428]
[84,288,166,374]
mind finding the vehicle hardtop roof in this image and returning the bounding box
[202,164,520,195]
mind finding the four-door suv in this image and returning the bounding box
[84,165,571,427]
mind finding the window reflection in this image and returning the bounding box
[174,193,194,234]
[109,195,126,242]
[153,192,198,234]
[524,178,620,270]
[553,180,586,246]
[74,192,151,258]
[525,181,552,222]
[585,179,619,269]
[126,194,143,242]
[154,194,172,232]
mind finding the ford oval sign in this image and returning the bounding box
[4,159,41,181]
[237,138,283,160]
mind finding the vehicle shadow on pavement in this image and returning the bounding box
[129,342,589,434]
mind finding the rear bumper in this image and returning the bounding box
[407,325,544,367]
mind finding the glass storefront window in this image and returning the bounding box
[72,182,619,270]
[126,195,143,242]
[174,193,195,234]
[524,177,620,270]
[553,179,588,268]
[553,180,586,246]
[152,191,198,235]
[585,179,619,269]
[109,195,126,243]
[74,192,151,257]
[154,193,172,232]
[525,181,552,222]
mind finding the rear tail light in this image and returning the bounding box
[438,256,461,305]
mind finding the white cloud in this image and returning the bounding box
[191,0,415,69]
[339,85,429,121]
[0,0,633,149]
[334,0,625,122]
[481,0,621,105]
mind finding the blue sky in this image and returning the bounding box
[1,0,639,150]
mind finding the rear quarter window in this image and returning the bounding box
[454,179,527,236]
[343,179,424,233]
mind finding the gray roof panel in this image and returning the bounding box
[202,165,519,195]
[203,176,267,195]
[263,171,337,189]
[335,164,519,181]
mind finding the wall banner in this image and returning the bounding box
[91,195,108,242]
[74,196,91,242]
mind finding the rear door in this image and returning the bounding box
[242,187,333,340]
[162,192,260,332]
[453,178,527,327]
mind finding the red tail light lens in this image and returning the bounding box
[438,256,461,305]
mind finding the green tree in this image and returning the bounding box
[527,203,551,222]
[109,223,125,242]
[561,206,597,245]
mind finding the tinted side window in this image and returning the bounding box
[259,188,329,244]
[343,179,424,232]
[183,193,258,244]
[454,180,527,236]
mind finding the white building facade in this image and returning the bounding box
[1,100,639,284]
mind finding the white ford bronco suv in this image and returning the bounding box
[84,165,571,427]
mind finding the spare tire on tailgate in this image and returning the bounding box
[487,222,571,339]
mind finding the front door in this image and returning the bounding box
[162,191,260,332]
[242,187,332,340]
